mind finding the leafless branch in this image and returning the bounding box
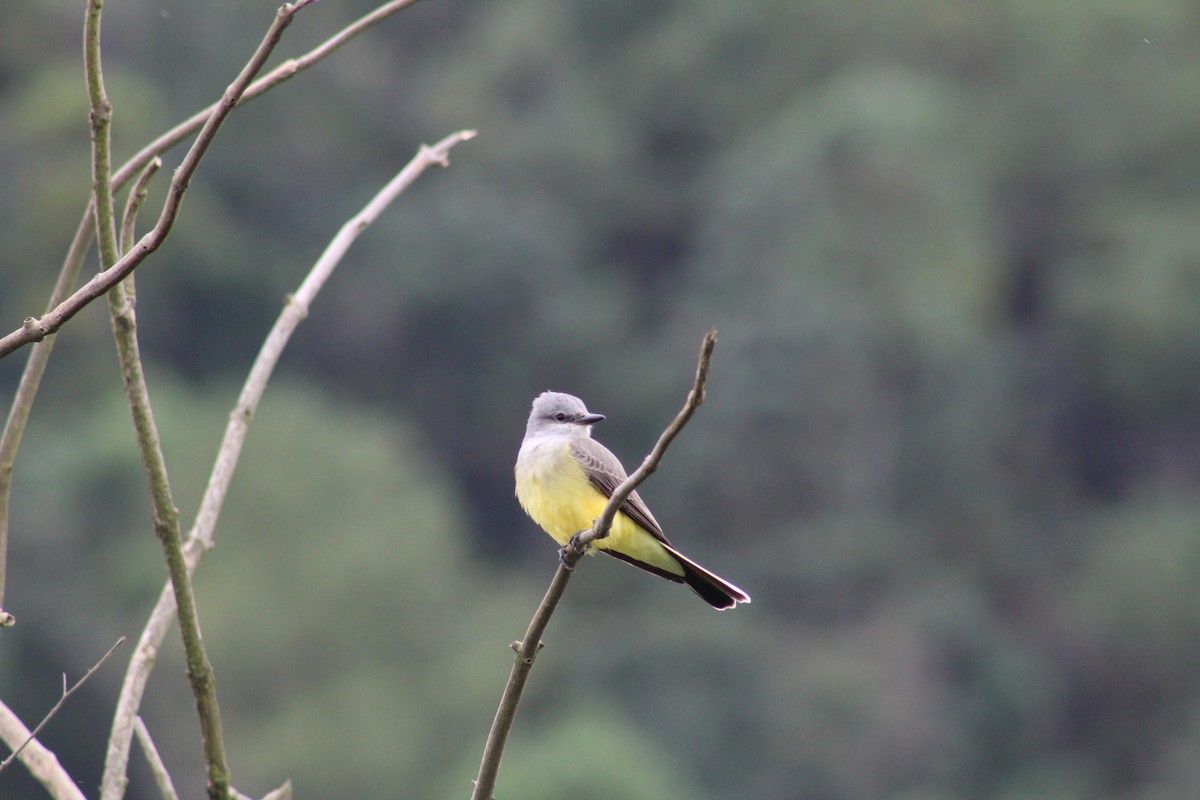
[469,330,718,800]
[570,330,717,555]
[115,158,162,311]
[88,0,233,789]
[0,702,85,800]
[0,0,424,622]
[0,0,319,360]
[121,158,161,256]
[105,188,234,799]
[133,717,181,800]
[0,637,125,777]
[99,129,475,800]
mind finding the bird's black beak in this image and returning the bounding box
[579,413,605,425]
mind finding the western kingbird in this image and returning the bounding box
[515,391,750,610]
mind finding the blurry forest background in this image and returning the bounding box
[3,1,1200,799]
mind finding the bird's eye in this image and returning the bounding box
[554,412,567,422]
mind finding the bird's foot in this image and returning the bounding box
[569,529,593,553]
[559,529,593,571]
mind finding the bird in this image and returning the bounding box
[515,391,750,609]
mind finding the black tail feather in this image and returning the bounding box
[603,547,750,610]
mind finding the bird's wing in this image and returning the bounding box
[570,438,671,544]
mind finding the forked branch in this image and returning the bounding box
[0,638,125,778]
[0,0,320,360]
[0,0,425,618]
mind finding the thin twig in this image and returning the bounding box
[98,130,475,800]
[0,0,426,362]
[0,0,424,623]
[0,0,318,361]
[121,158,161,255]
[116,158,162,312]
[191,128,474,552]
[571,329,717,556]
[93,6,326,800]
[0,700,85,800]
[133,717,181,800]
[0,637,125,776]
[469,330,719,800]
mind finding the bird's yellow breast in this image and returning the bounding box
[515,439,601,544]
[514,439,681,575]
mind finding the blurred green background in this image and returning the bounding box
[3,1,1200,799]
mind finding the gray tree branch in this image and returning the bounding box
[133,717,181,800]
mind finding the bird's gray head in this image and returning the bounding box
[524,391,605,438]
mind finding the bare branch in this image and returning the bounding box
[133,717,181,800]
[0,637,125,778]
[570,329,717,555]
[115,158,162,312]
[84,0,120,277]
[192,128,475,549]
[121,158,162,256]
[99,130,475,800]
[0,0,318,360]
[0,0,424,621]
[105,210,234,800]
[469,330,718,800]
[0,0,426,362]
[0,701,85,800]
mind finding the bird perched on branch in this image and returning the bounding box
[515,391,749,610]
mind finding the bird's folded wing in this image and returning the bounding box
[570,439,670,544]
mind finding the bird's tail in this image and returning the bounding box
[663,543,751,610]
[602,541,751,610]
